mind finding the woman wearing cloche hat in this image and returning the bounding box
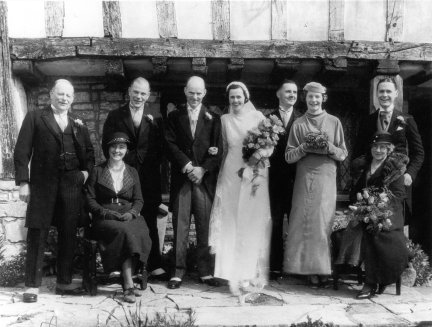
[283,82,348,287]
[86,132,152,303]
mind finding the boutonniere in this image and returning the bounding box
[145,114,154,123]
[74,118,84,126]
[396,116,406,125]
[208,147,218,156]
[204,112,213,121]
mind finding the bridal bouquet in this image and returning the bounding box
[347,186,394,234]
[305,131,329,150]
[239,115,285,196]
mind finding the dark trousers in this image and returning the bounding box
[25,170,83,287]
[172,181,213,279]
[142,202,162,272]
[269,178,294,272]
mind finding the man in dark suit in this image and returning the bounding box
[354,77,424,188]
[267,79,302,279]
[14,79,94,302]
[165,76,221,289]
[102,77,167,280]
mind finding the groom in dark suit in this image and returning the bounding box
[267,79,302,279]
[165,76,221,289]
[14,79,95,302]
[102,77,167,280]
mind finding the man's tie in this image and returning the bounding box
[380,111,391,131]
[189,109,198,137]
[131,109,142,128]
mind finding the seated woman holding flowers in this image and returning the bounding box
[283,82,347,288]
[338,132,409,299]
[86,132,152,303]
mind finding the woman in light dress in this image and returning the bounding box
[209,82,272,296]
[283,82,348,287]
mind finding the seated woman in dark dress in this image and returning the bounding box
[86,132,151,303]
[337,132,409,299]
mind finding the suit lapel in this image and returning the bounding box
[121,105,136,137]
[178,106,193,141]
[41,108,61,142]
[388,109,402,133]
[98,165,115,191]
[117,165,136,195]
[138,103,150,141]
[193,106,207,142]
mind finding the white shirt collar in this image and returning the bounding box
[129,103,144,112]
[51,105,68,117]
[187,103,202,112]
[379,105,394,114]
[279,105,293,113]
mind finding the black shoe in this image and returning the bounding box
[148,272,170,282]
[356,284,377,299]
[199,277,221,287]
[23,292,38,303]
[269,271,282,280]
[376,284,387,294]
[123,288,136,303]
[167,279,182,289]
[55,287,87,296]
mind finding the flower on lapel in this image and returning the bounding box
[396,116,406,125]
[74,118,83,126]
[208,147,218,156]
[145,114,154,123]
[205,112,213,121]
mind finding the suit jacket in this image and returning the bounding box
[354,109,424,181]
[14,106,95,228]
[165,104,222,202]
[86,163,143,221]
[267,108,302,189]
[102,103,164,204]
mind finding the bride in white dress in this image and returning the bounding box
[209,82,272,296]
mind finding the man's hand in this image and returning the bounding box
[188,167,206,184]
[120,212,134,222]
[19,182,30,203]
[81,171,89,183]
[403,173,413,186]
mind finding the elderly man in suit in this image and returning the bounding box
[267,79,302,279]
[14,79,94,303]
[354,77,424,219]
[165,76,221,289]
[102,77,167,281]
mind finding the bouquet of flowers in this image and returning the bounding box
[305,131,329,150]
[239,115,285,195]
[347,186,394,234]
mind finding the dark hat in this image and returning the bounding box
[371,132,393,145]
[107,132,130,146]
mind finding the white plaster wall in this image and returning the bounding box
[120,1,160,38]
[62,0,104,37]
[230,0,271,40]
[287,0,329,41]
[175,1,212,39]
[344,0,386,41]
[11,77,28,131]
[403,0,432,43]
[7,1,46,38]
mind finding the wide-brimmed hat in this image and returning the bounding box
[107,132,130,146]
[370,132,394,145]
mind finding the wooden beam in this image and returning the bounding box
[386,0,405,42]
[376,59,400,74]
[192,57,208,76]
[328,0,345,42]
[103,1,122,38]
[227,58,244,81]
[404,62,432,86]
[0,2,18,178]
[156,1,178,39]
[10,37,432,62]
[211,0,230,41]
[104,59,124,77]
[45,1,64,37]
[271,0,287,40]
[12,60,45,85]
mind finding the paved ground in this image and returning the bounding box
[1,275,432,327]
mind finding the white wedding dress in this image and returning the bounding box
[209,107,272,293]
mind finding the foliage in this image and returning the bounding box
[348,186,393,234]
[0,234,26,287]
[406,239,432,286]
[290,316,334,327]
[102,300,195,327]
[305,131,329,150]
